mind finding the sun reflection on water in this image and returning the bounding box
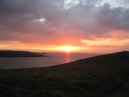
[66,53,71,63]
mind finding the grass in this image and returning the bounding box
[0,51,129,97]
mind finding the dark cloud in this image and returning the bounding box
[0,0,129,46]
[96,4,129,31]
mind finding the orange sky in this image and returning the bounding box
[0,36,128,53]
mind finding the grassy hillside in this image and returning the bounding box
[0,51,129,97]
[0,50,46,57]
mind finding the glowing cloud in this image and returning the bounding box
[81,38,129,47]
[34,17,46,23]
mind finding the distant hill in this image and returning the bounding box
[0,50,46,57]
[0,51,129,97]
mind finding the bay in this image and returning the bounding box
[0,52,97,69]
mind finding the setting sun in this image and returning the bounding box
[60,46,77,53]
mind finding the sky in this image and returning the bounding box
[0,0,129,53]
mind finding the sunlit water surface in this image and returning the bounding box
[0,52,97,69]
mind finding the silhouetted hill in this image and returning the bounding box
[0,50,46,57]
[0,51,129,97]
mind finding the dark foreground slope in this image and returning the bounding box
[0,51,129,97]
[0,50,46,57]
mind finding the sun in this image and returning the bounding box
[63,46,73,52]
[61,46,76,53]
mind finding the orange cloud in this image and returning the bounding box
[81,38,129,47]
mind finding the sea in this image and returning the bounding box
[0,52,98,69]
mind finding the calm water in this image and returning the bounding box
[0,52,97,69]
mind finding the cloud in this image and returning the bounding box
[0,0,129,52]
[81,38,129,47]
[99,0,129,8]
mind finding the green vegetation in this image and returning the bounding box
[0,50,46,57]
[0,51,129,97]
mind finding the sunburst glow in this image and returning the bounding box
[60,45,77,53]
